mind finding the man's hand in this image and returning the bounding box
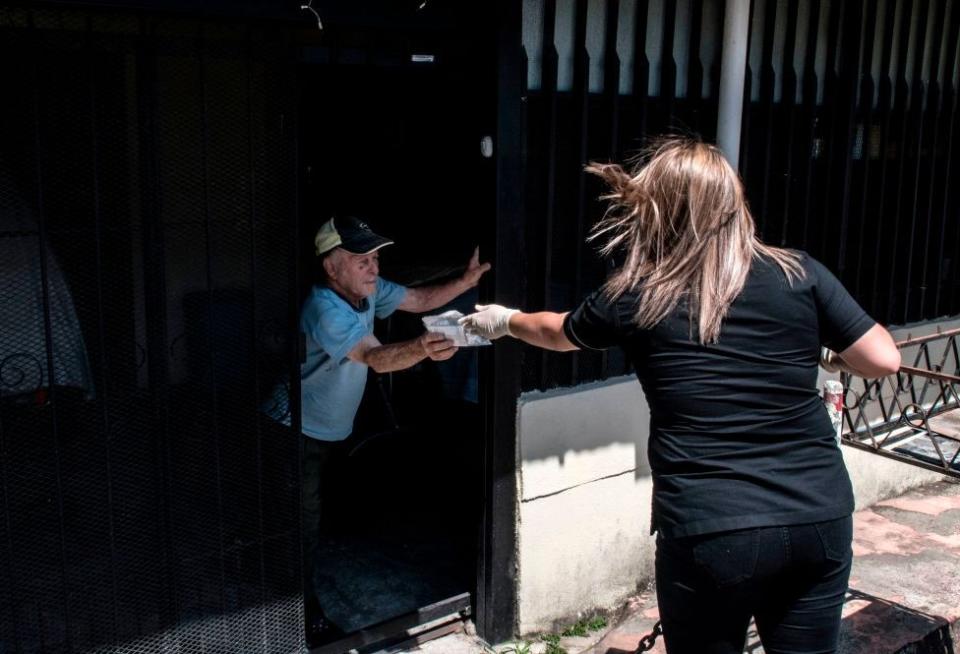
[420,331,458,361]
[397,247,491,314]
[459,304,519,340]
[460,247,492,289]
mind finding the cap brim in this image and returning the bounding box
[339,233,394,255]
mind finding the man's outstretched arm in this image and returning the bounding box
[397,247,491,313]
[347,332,457,373]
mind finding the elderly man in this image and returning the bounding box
[290,215,489,644]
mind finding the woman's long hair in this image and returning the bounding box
[586,136,804,344]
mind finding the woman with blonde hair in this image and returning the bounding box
[461,137,900,654]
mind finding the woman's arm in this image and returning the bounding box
[822,323,901,378]
[459,304,579,352]
[508,311,578,351]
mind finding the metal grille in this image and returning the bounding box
[520,0,725,391]
[741,0,960,326]
[841,327,960,478]
[519,0,960,392]
[0,7,302,653]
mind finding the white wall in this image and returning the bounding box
[516,377,655,635]
[514,317,959,635]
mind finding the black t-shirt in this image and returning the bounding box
[563,251,875,538]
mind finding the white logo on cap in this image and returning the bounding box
[358,221,370,231]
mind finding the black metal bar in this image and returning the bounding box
[953,100,960,318]
[831,1,866,282]
[539,0,559,390]
[878,0,913,323]
[952,98,960,315]
[287,19,305,646]
[661,0,677,125]
[195,22,229,635]
[710,0,726,104]
[27,10,72,650]
[0,105,21,643]
[935,28,960,316]
[869,0,900,317]
[778,0,800,246]
[797,0,822,250]
[571,0,589,383]
[852,0,881,296]
[738,0,756,180]
[902,0,935,321]
[85,11,121,645]
[604,0,622,167]
[632,0,650,137]
[243,26,269,645]
[0,448,19,653]
[136,12,179,634]
[600,0,621,379]
[885,0,917,323]
[756,0,779,237]
[919,3,959,317]
[687,0,704,131]
[477,0,523,642]
[814,0,848,265]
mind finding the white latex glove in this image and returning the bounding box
[458,304,520,340]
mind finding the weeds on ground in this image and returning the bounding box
[541,634,567,654]
[489,642,532,654]
[560,615,608,638]
[488,615,607,654]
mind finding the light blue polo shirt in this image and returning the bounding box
[264,278,407,441]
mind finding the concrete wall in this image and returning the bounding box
[514,317,959,635]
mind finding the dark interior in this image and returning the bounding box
[296,2,496,638]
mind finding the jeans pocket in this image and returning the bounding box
[814,516,853,563]
[691,529,760,588]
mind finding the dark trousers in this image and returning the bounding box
[302,436,339,612]
[655,516,853,654]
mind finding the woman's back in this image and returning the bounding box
[564,251,875,538]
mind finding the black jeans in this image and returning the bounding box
[302,436,340,612]
[655,516,853,654]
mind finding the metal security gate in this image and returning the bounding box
[520,0,727,392]
[842,328,960,478]
[0,6,303,653]
[740,0,960,326]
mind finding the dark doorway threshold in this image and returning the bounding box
[309,592,471,654]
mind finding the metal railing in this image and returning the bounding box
[841,327,960,479]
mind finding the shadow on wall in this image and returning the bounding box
[517,375,652,478]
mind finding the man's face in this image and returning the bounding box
[327,249,379,304]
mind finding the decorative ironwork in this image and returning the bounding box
[0,352,44,395]
[841,327,960,479]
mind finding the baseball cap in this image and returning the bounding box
[314,216,394,256]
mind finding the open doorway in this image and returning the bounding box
[296,3,497,649]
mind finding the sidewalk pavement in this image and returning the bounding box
[401,476,960,654]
